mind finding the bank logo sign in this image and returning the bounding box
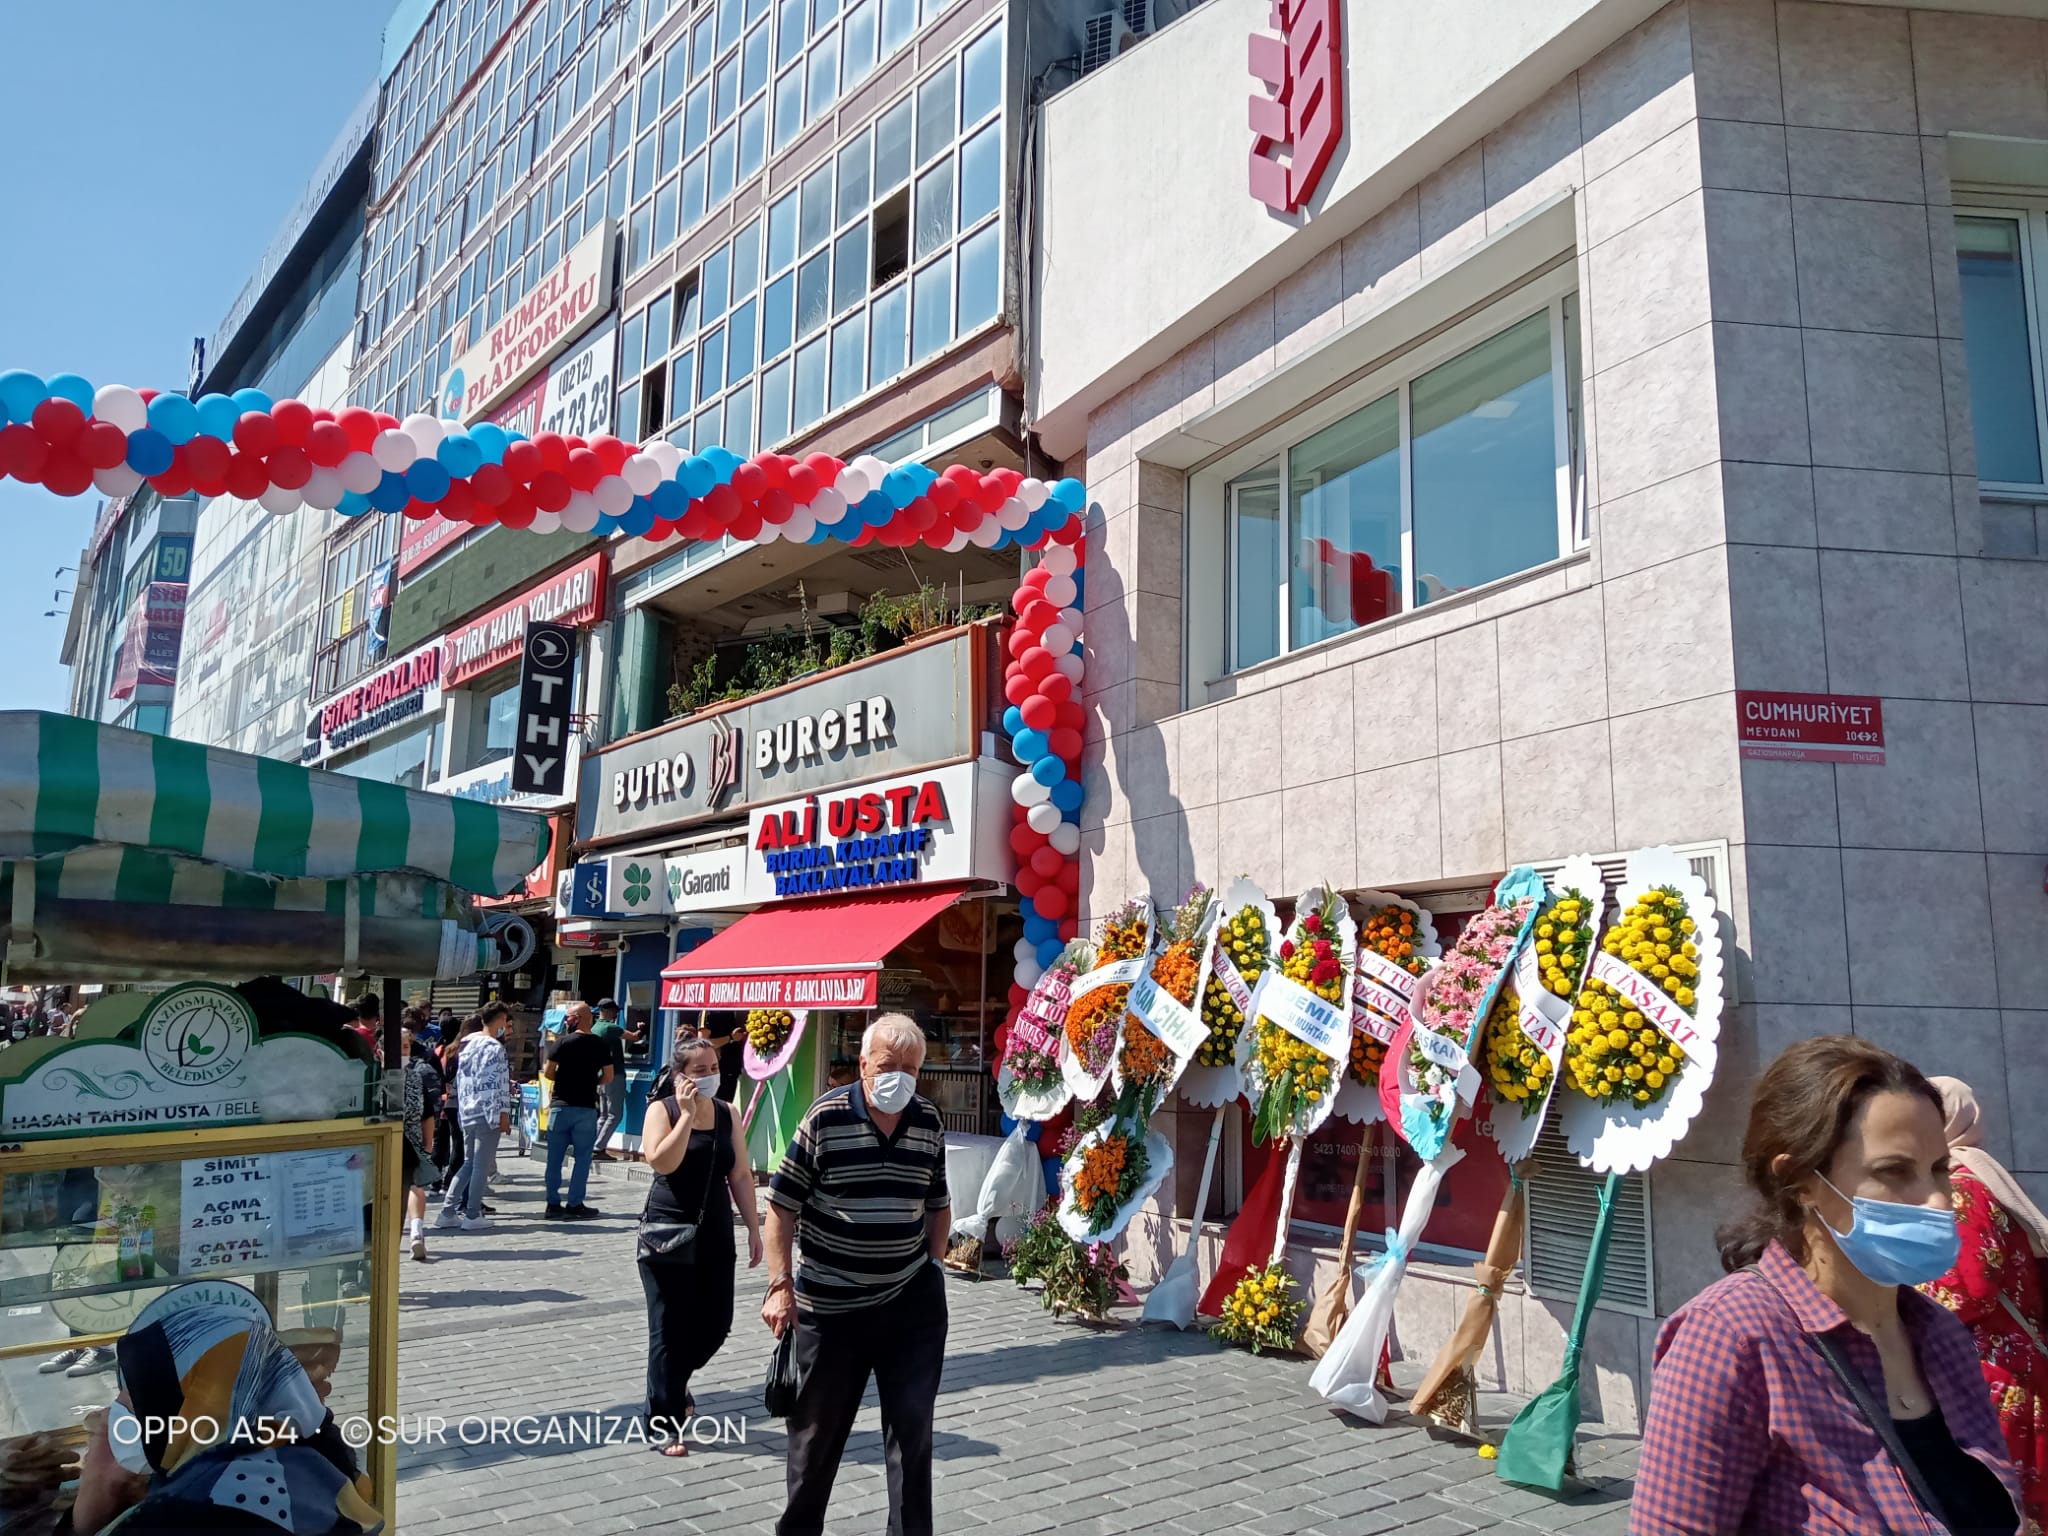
[1248,0,1343,214]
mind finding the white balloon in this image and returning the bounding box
[594,475,635,516]
[560,491,600,532]
[1049,821,1081,856]
[1011,773,1051,807]
[402,412,445,455]
[529,509,564,535]
[997,497,1031,531]
[1039,542,1078,577]
[1026,801,1062,834]
[851,453,890,483]
[1041,623,1074,656]
[944,530,970,553]
[968,516,1002,548]
[93,464,144,496]
[783,507,817,542]
[301,466,345,509]
[647,441,683,476]
[92,384,148,433]
[1059,605,1084,635]
[811,486,846,524]
[1054,652,1084,684]
[622,455,662,496]
[1044,573,1078,608]
[338,451,383,494]
[1014,958,1044,988]
[836,467,871,503]
[259,483,303,514]
[1018,478,1051,512]
[371,429,417,473]
[754,520,782,544]
[1012,937,1038,966]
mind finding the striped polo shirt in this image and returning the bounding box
[768,1083,951,1315]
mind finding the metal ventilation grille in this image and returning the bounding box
[1524,1121,1655,1315]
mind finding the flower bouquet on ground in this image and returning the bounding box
[1004,1205,1129,1320]
[1211,1262,1304,1355]
[1115,884,1216,1118]
[1389,868,1545,1160]
[1336,892,1440,1125]
[997,941,1085,1123]
[1484,857,1608,1165]
[1558,847,1724,1174]
[1057,1113,1174,1243]
[1238,884,1356,1145]
[1060,897,1155,1102]
[1179,878,1275,1110]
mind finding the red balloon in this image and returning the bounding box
[1015,866,1043,900]
[1020,695,1056,732]
[0,423,43,479]
[224,452,269,501]
[850,524,876,546]
[305,421,351,468]
[1032,886,1069,922]
[271,399,313,446]
[591,435,632,474]
[876,518,918,547]
[1021,599,1059,633]
[945,464,980,490]
[530,470,572,513]
[31,398,84,444]
[993,468,1024,495]
[192,475,229,500]
[40,450,90,497]
[755,454,790,490]
[1051,518,1084,546]
[565,447,604,492]
[1004,672,1035,706]
[372,412,401,434]
[705,484,741,525]
[337,407,380,452]
[471,462,512,505]
[1029,845,1063,881]
[1006,627,1036,660]
[1008,824,1044,859]
[183,435,230,483]
[1056,699,1087,732]
[730,508,763,543]
[679,504,718,541]
[928,478,960,514]
[903,498,937,532]
[1057,861,1080,894]
[266,446,312,490]
[534,432,570,473]
[787,464,819,502]
[495,483,534,523]
[440,479,476,521]
[922,524,954,549]
[732,462,767,500]
[976,476,1007,514]
[147,465,192,498]
[77,420,128,470]
[497,497,536,530]
[759,488,793,524]
[1048,727,1083,762]
[402,498,436,520]
[804,451,840,486]
[233,412,277,457]
[1021,647,1056,681]
[1037,671,1073,704]
[503,440,543,482]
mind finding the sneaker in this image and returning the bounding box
[434,1210,464,1229]
[65,1347,117,1378]
[38,1347,90,1375]
[410,1232,427,1261]
[480,1204,497,1215]
[459,1216,494,1231]
[544,1204,568,1220]
[566,1204,602,1220]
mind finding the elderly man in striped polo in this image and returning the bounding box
[763,1012,951,1536]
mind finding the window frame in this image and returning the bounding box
[1953,199,2048,500]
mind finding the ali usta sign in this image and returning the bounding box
[1249,0,1343,214]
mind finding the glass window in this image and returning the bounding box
[800,165,833,251]
[956,220,997,332]
[692,11,716,76]
[632,129,656,198]
[670,348,695,417]
[695,246,726,324]
[838,132,872,224]
[719,0,744,54]
[880,0,914,57]
[834,222,869,313]
[709,124,738,206]
[759,358,793,446]
[768,191,797,271]
[725,381,755,453]
[1230,466,1282,670]
[609,167,629,220]
[629,198,652,268]
[729,299,758,383]
[875,97,912,193]
[681,150,708,229]
[762,273,795,358]
[774,65,803,149]
[843,0,878,88]
[961,25,1001,125]
[1290,392,1399,650]
[647,292,674,355]
[814,0,841,24]
[797,251,830,337]
[699,324,727,397]
[958,122,998,228]
[916,61,956,164]
[743,20,771,98]
[663,36,688,105]
[830,311,866,409]
[476,679,521,765]
[1410,311,1557,605]
[622,309,646,377]
[1957,216,2043,485]
[911,251,952,362]
[733,222,762,298]
[686,79,712,155]
[914,154,953,260]
[695,399,723,450]
[676,272,702,340]
[793,335,827,430]
[739,97,768,179]
[659,107,681,175]
[716,54,742,123]
[777,0,804,66]
[807,28,839,120]
[653,175,678,251]
[870,279,906,385]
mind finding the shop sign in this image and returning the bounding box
[441,221,614,423]
[579,629,979,845]
[440,737,583,811]
[536,318,616,439]
[0,985,368,1139]
[663,968,876,1010]
[1736,689,1885,766]
[556,842,747,919]
[398,374,550,575]
[310,639,443,761]
[511,622,577,797]
[111,581,188,699]
[1248,0,1343,214]
[444,552,606,685]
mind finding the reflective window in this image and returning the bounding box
[1957,215,2044,486]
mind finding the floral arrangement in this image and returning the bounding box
[1246,888,1349,1145]
[1006,1033,1063,1097]
[1070,1123,1148,1235]
[1564,888,1697,1108]
[1062,899,1151,1082]
[1350,902,1424,1089]
[1197,901,1269,1068]
[1001,943,1082,1100]
[1533,889,1596,998]
[745,1009,795,1056]
[1480,985,1551,1115]
[1211,1262,1303,1354]
[1004,1207,1127,1320]
[1119,886,1211,1103]
[1406,897,1538,1107]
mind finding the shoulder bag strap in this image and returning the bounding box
[696,1099,726,1227]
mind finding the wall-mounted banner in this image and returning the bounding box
[511,622,577,797]
[441,221,614,422]
[1736,689,1885,765]
[537,318,617,439]
[309,638,443,761]
[444,552,605,685]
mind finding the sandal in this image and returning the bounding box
[657,1441,689,1458]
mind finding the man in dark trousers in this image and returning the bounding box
[591,998,629,1161]
[541,1001,612,1219]
[762,1013,950,1536]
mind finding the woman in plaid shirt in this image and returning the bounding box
[1633,1037,2021,1535]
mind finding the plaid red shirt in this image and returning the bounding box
[1632,1240,2020,1534]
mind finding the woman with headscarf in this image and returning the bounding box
[1922,1075,2048,1533]
[71,1296,383,1535]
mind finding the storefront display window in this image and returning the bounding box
[333,717,441,790]
[468,675,522,770]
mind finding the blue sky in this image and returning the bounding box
[0,2,385,712]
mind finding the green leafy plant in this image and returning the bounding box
[1004,1206,1127,1320]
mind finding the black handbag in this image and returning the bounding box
[763,1324,805,1418]
[636,1099,720,1264]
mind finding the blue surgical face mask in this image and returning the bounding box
[1817,1173,1960,1287]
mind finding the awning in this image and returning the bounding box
[660,885,965,1011]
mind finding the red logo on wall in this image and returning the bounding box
[1248,0,1343,214]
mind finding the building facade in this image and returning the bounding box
[1034,0,2048,1421]
[61,490,199,733]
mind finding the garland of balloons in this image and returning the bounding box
[0,366,1088,1057]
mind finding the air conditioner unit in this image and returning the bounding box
[1080,10,1135,72]
[1120,0,1154,35]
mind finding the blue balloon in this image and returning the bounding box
[901,462,937,493]
[650,479,688,517]
[1013,728,1048,762]
[146,393,199,446]
[860,491,895,526]
[881,468,916,509]
[679,455,715,498]
[1030,755,1065,787]
[405,459,452,502]
[0,371,46,420]
[0,401,9,428]
[368,471,412,513]
[620,501,658,537]
[436,431,484,478]
[470,421,509,464]
[1035,937,1065,968]
[231,387,273,416]
[1002,705,1025,737]
[1022,911,1054,943]
[124,428,174,476]
[805,521,833,544]
[45,374,93,413]
[194,393,240,442]
[336,491,372,517]
[1052,477,1087,513]
[1050,778,1084,814]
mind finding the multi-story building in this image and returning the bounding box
[60,489,198,733]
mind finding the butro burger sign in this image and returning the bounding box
[440,221,615,423]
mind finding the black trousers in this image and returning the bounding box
[778,1265,948,1536]
[638,1244,735,1434]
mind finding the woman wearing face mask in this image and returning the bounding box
[1633,1036,2021,1535]
[636,1036,763,1456]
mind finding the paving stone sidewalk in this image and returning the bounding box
[390,1158,1638,1534]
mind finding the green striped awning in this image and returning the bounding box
[0,712,550,899]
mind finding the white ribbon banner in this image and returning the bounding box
[1590,951,1704,1052]
[1352,998,1400,1046]
[1076,956,1148,994]
[1129,973,1206,1059]
[1414,1027,1469,1075]
[1253,972,1349,1058]
[1211,947,1255,1017]
[1357,949,1421,998]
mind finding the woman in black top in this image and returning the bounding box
[638,1037,763,1455]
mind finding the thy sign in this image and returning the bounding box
[512,622,577,797]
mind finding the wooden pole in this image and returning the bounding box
[1302,1124,1375,1355]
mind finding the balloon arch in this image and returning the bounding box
[0,368,1088,1017]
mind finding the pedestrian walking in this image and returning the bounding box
[543,1001,611,1219]
[434,1017,475,1194]
[351,991,381,1056]
[1633,1036,2020,1535]
[437,1004,511,1232]
[593,997,629,1161]
[1921,1075,2048,1532]
[638,1035,763,1455]
[399,1016,441,1261]
[762,1013,950,1536]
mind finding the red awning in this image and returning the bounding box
[660,885,966,1011]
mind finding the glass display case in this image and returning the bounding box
[0,1120,401,1528]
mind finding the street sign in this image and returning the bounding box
[512,622,577,796]
[1736,689,1885,765]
